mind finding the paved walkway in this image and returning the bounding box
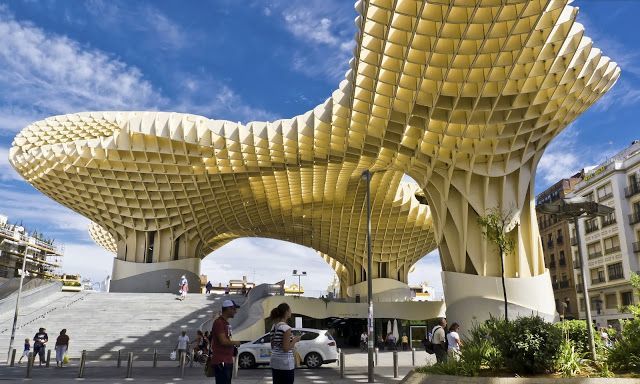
[0,349,432,383]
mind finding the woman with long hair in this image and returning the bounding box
[269,303,300,384]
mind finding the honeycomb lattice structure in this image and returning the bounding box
[88,221,117,254]
[10,0,619,289]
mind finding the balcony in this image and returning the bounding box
[625,181,640,198]
[629,211,640,225]
[592,276,606,285]
[571,237,578,246]
[585,222,599,233]
[559,258,567,266]
[605,246,621,255]
[576,284,583,293]
[557,236,564,245]
[573,259,581,269]
[588,251,602,260]
[633,241,640,253]
[559,280,570,289]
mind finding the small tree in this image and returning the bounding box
[478,208,516,321]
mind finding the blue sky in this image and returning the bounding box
[0,0,638,296]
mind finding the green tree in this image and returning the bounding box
[477,208,516,321]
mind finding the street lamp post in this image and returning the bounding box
[538,197,613,361]
[362,169,374,383]
[292,270,306,296]
[7,241,30,363]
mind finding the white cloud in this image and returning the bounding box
[61,242,115,281]
[141,5,187,50]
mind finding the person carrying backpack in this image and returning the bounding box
[431,318,447,363]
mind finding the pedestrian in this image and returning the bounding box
[431,318,447,363]
[206,281,213,295]
[600,328,611,348]
[241,284,247,296]
[269,303,301,384]
[175,330,190,364]
[224,285,230,295]
[179,275,189,301]
[377,334,385,351]
[18,338,30,365]
[55,329,70,367]
[446,323,462,360]
[401,333,409,351]
[210,299,241,384]
[386,332,397,350]
[33,327,48,366]
[360,330,368,351]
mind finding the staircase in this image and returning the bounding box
[0,292,244,359]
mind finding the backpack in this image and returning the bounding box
[423,326,442,354]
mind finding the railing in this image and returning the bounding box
[608,273,624,281]
[559,258,566,266]
[559,280,570,289]
[588,252,602,260]
[556,236,564,244]
[570,237,577,246]
[592,277,606,285]
[585,223,599,233]
[633,241,640,253]
[598,192,614,201]
[602,216,617,227]
[576,284,583,293]
[629,211,640,225]
[625,181,640,198]
[573,259,581,269]
[605,246,621,255]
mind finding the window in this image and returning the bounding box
[587,242,602,259]
[605,293,618,309]
[602,211,616,227]
[299,332,319,341]
[621,291,634,306]
[604,236,620,254]
[597,183,613,201]
[556,229,564,244]
[607,262,624,281]
[559,251,566,266]
[255,333,272,344]
[585,217,599,233]
[591,268,605,284]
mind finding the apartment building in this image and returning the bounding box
[536,175,583,319]
[568,140,640,329]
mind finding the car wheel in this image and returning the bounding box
[304,352,322,368]
[238,353,256,369]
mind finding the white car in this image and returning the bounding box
[237,328,338,369]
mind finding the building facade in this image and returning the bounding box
[568,140,640,329]
[536,175,583,320]
[0,214,63,280]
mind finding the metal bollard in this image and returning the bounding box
[78,350,86,378]
[337,348,341,366]
[412,347,416,366]
[393,350,399,378]
[152,348,158,368]
[46,349,51,367]
[26,352,33,378]
[10,348,16,367]
[374,347,378,366]
[126,352,133,378]
[117,350,122,368]
[339,351,345,378]
[180,352,186,378]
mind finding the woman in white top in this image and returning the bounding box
[446,323,463,360]
[269,303,301,384]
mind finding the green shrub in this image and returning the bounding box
[607,273,640,372]
[489,315,562,374]
[555,319,604,356]
[416,359,464,376]
[555,340,584,377]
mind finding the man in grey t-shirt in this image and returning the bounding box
[431,318,447,363]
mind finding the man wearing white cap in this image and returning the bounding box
[210,299,241,383]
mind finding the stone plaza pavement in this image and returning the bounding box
[0,349,433,383]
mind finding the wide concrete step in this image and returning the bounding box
[0,292,245,358]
